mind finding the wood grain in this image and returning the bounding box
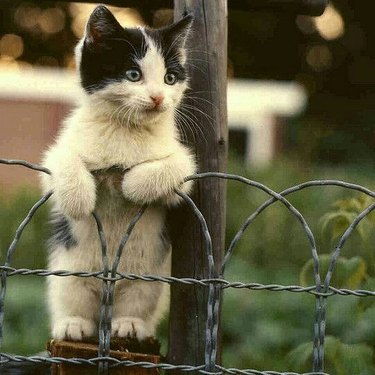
[48,340,160,375]
[167,0,228,370]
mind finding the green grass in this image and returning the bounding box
[2,277,49,354]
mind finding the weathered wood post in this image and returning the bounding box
[168,0,228,370]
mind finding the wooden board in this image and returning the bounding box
[48,340,160,375]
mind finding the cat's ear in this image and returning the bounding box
[162,14,194,47]
[85,5,123,46]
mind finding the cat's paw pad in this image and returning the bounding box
[52,317,96,341]
[111,317,151,340]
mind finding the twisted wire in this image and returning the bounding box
[3,265,375,296]
[0,353,330,374]
[93,211,110,374]
[2,158,375,375]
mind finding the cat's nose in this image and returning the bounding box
[150,95,164,107]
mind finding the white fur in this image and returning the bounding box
[41,26,196,340]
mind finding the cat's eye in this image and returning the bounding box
[164,73,178,85]
[125,68,142,82]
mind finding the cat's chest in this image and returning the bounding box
[76,127,174,170]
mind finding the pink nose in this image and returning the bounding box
[150,95,164,107]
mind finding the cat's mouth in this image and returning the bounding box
[144,105,167,114]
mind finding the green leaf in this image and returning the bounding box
[300,255,367,288]
[320,211,364,241]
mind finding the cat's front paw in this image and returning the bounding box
[52,316,96,341]
[54,176,96,220]
[164,179,194,207]
[121,164,184,205]
[111,317,152,340]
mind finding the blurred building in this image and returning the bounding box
[228,79,306,166]
[0,68,307,189]
[0,69,74,190]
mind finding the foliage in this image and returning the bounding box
[2,277,49,355]
[300,255,367,289]
[0,188,49,269]
[222,157,375,372]
[288,336,375,375]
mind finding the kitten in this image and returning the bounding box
[40,5,196,341]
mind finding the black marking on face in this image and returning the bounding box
[145,15,193,82]
[49,212,77,250]
[80,6,148,93]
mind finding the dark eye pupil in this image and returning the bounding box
[166,73,176,84]
[126,69,141,81]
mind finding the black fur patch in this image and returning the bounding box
[49,213,77,250]
[146,28,187,82]
[80,27,148,93]
[146,15,193,82]
[160,225,171,251]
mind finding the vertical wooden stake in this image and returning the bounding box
[168,0,228,370]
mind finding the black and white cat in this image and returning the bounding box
[40,5,196,342]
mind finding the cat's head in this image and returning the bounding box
[76,5,193,125]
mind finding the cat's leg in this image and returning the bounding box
[48,237,101,341]
[111,281,164,339]
[111,247,170,339]
[48,275,100,340]
[41,150,97,220]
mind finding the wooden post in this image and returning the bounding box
[168,0,228,370]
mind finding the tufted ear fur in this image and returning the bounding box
[161,14,194,47]
[85,5,123,47]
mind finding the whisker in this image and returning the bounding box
[175,108,197,143]
[179,105,214,141]
[174,110,190,143]
[181,103,215,123]
[175,107,209,145]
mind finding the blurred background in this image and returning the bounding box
[1,1,375,374]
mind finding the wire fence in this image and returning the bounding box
[1,157,375,375]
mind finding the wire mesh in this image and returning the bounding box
[1,158,375,375]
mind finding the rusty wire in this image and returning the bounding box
[1,158,375,375]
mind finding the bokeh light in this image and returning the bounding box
[0,34,24,59]
[14,4,41,30]
[314,4,345,41]
[39,8,66,34]
[306,44,333,72]
[69,4,144,38]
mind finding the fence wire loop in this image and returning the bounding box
[1,158,375,375]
